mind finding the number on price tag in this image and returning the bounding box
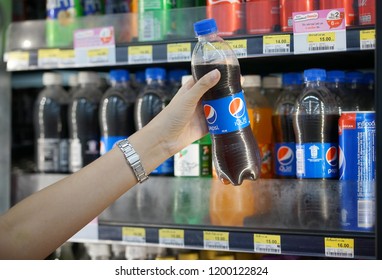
[203,231,229,250]
[360,30,375,50]
[38,49,61,67]
[122,227,146,244]
[227,39,247,58]
[254,234,281,254]
[306,32,336,52]
[128,45,153,64]
[263,35,291,54]
[325,237,354,258]
[159,229,184,248]
[167,43,191,62]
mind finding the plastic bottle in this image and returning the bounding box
[272,72,303,178]
[360,71,375,110]
[191,18,261,185]
[319,0,357,26]
[168,69,189,98]
[68,73,79,97]
[280,0,315,32]
[99,69,136,155]
[34,72,70,173]
[243,75,273,178]
[326,70,347,112]
[262,75,282,105]
[134,67,174,175]
[68,71,103,173]
[82,0,105,15]
[344,71,364,111]
[293,69,340,179]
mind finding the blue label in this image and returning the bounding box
[100,136,126,155]
[202,91,250,135]
[152,157,174,175]
[47,0,75,19]
[296,143,338,179]
[274,142,296,177]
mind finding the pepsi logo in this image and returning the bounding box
[204,104,217,124]
[229,98,246,119]
[326,146,338,166]
[338,146,345,179]
[277,146,294,165]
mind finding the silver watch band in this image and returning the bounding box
[117,139,149,183]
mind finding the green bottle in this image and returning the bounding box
[172,0,206,39]
[138,0,172,42]
[46,0,83,48]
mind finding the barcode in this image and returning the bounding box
[89,56,108,63]
[326,250,354,258]
[233,50,247,58]
[255,248,281,254]
[129,56,152,64]
[296,147,305,175]
[159,239,184,247]
[205,244,229,250]
[168,54,191,62]
[358,200,375,228]
[264,47,290,54]
[309,45,335,51]
[361,41,375,50]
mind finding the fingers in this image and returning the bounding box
[189,69,220,101]
[177,76,195,94]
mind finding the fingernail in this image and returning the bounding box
[209,69,220,81]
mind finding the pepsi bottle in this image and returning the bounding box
[99,69,136,155]
[272,72,303,178]
[191,18,261,185]
[68,72,103,173]
[168,69,189,98]
[293,69,340,179]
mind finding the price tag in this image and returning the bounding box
[74,26,116,66]
[167,43,191,62]
[254,234,281,254]
[59,50,75,66]
[159,229,184,248]
[5,51,30,70]
[293,8,346,54]
[122,227,146,244]
[227,39,247,58]
[38,49,61,67]
[360,30,375,50]
[128,45,153,64]
[203,231,229,250]
[325,237,354,258]
[263,35,291,54]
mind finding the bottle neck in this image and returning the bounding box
[198,32,219,42]
[305,80,325,88]
[147,78,165,86]
[111,80,129,88]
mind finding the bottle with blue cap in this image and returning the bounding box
[293,68,340,179]
[191,18,261,185]
[326,70,347,112]
[134,67,174,175]
[168,69,190,99]
[99,69,136,155]
[360,72,375,111]
[272,72,303,179]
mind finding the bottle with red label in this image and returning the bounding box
[206,0,244,36]
[319,0,357,26]
[245,0,280,34]
[358,0,376,25]
[280,0,315,32]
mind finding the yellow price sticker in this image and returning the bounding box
[325,237,354,249]
[129,45,153,56]
[159,229,184,240]
[264,35,290,45]
[167,43,191,53]
[87,48,109,57]
[308,32,336,43]
[360,30,375,41]
[227,39,247,50]
[59,49,75,59]
[254,234,281,245]
[7,51,30,61]
[204,231,229,242]
[38,49,61,59]
[123,227,146,238]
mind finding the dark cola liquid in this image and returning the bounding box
[272,114,295,143]
[295,114,339,143]
[192,63,261,185]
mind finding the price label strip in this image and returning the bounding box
[122,227,146,244]
[167,43,191,62]
[74,26,116,66]
[38,49,61,67]
[128,45,153,64]
[293,8,346,54]
[360,30,375,50]
[159,229,184,248]
[5,51,30,70]
[227,39,247,58]
[58,50,75,66]
[203,231,229,250]
[325,237,354,258]
[263,35,291,54]
[254,234,281,254]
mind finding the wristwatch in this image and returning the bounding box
[117,139,149,183]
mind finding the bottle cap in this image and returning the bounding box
[169,69,189,83]
[125,246,147,260]
[145,67,167,81]
[42,72,62,86]
[304,69,326,82]
[109,69,130,82]
[181,75,193,86]
[345,71,364,84]
[242,75,261,88]
[135,71,146,84]
[262,76,282,88]
[327,70,345,83]
[362,72,374,85]
[78,71,100,84]
[194,18,218,36]
[282,72,303,85]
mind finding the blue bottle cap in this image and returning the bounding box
[169,69,190,82]
[282,72,303,85]
[304,69,326,82]
[194,18,218,36]
[109,69,130,82]
[362,72,374,85]
[135,71,146,84]
[327,70,345,83]
[345,71,363,84]
[145,67,167,81]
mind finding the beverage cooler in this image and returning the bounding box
[2,0,382,260]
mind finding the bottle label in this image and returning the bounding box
[37,138,60,172]
[202,91,250,135]
[46,0,76,19]
[174,143,200,176]
[274,142,296,177]
[100,136,127,155]
[69,138,83,172]
[59,139,69,173]
[259,143,273,178]
[296,143,338,179]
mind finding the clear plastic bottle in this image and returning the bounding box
[262,75,282,105]
[191,18,261,185]
[293,69,340,179]
[344,71,364,111]
[68,71,103,173]
[99,69,136,155]
[326,70,348,112]
[360,71,375,111]
[33,72,70,173]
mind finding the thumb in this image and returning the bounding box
[185,69,221,102]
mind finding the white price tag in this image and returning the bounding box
[128,45,153,64]
[159,229,184,248]
[122,227,146,244]
[203,231,229,250]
